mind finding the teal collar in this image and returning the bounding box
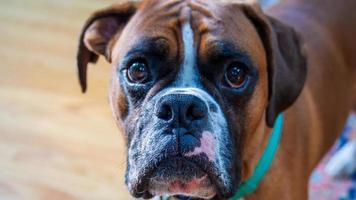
[230,114,284,200]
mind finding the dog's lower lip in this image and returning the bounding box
[149,174,216,199]
[133,156,221,198]
[129,155,234,199]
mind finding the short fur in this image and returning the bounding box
[76,0,356,199]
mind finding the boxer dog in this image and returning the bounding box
[76,0,356,199]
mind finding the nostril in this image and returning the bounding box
[156,104,173,121]
[186,103,206,120]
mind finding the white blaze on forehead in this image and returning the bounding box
[176,22,199,87]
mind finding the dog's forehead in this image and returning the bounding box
[112,0,266,69]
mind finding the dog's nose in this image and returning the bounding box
[155,93,208,125]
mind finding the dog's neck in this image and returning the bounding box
[241,113,298,200]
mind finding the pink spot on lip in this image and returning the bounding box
[168,175,208,194]
[185,131,216,161]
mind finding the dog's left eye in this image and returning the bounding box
[224,62,249,89]
[127,61,149,83]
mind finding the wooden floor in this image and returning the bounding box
[0,0,132,199]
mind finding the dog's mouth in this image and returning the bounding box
[148,157,217,199]
[130,157,220,199]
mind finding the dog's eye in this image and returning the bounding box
[127,61,149,83]
[225,62,248,88]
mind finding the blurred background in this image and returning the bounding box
[0,0,355,200]
[0,0,131,199]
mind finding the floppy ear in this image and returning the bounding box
[242,5,307,127]
[77,2,138,93]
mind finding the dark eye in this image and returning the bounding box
[127,61,149,83]
[225,62,248,88]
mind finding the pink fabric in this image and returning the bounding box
[309,113,356,200]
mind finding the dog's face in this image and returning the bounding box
[77,0,306,199]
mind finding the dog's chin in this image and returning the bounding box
[147,157,217,199]
[128,154,238,199]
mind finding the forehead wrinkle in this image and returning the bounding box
[188,1,214,18]
[139,0,182,13]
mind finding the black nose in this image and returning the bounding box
[155,94,208,125]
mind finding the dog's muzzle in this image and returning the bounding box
[126,88,235,199]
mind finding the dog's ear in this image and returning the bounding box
[242,4,307,127]
[77,2,138,93]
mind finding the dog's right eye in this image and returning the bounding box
[127,61,149,83]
